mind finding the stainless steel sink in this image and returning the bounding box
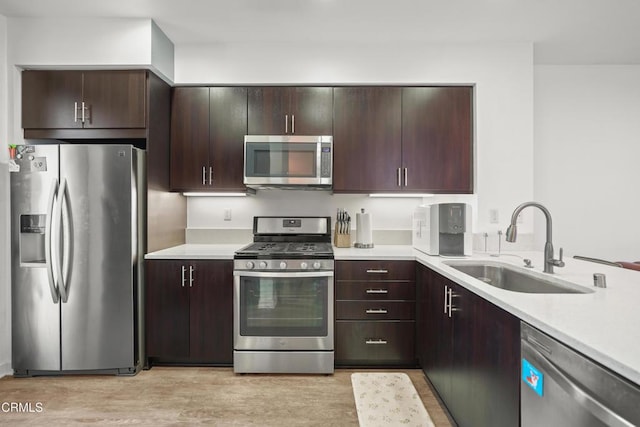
[444,262,594,294]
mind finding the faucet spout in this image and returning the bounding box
[505,202,564,274]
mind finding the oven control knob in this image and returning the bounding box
[313,261,322,270]
[259,261,268,269]
[279,261,287,270]
[245,261,255,270]
[300,262,308,270]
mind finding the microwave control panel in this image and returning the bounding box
[321,144,332,178]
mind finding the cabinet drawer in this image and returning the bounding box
[335,281,415,301]
[335,301,415,320]
[335,321,415,365]
[336,260,415,281]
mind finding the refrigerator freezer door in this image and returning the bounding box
[59,145,138,371]
[11,144,61,372]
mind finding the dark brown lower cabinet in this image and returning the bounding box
[335,260,416,366]
[417,263,520,427]
[146,259,233,365]
[336,321,415,365]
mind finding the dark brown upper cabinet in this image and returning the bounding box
[333,87,403,192]
[22,70,147,138]
[170,87,248,192]
[402,87,473,193]
[333,86,473,194]
[247,87,333,135]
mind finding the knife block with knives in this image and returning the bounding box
[334,208,352,248]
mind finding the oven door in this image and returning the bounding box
[233,270,334,351]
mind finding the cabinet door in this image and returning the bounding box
[247,87,289,134]
[189,261,234,363]
[288,87,333,135]
[402,87,473,193]
[248,87,333,135]
[416,263,429,369]
[457,289,520,427]
[22,70,83,129]
[170,87,211,190]
[421,269,453,403]
[82,70,146,129]
[209,87,248,190]
[333,87,402,192]
[448,281,476,426]
[145,260,190,358]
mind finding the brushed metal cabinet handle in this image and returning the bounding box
[365,289,388,294]
[285,114,288,133]
[292,114,295,134]
[365,309,388,314]
[189,265,195,287]
[366,269,388,274]
[365,339,388,345]
[404,167,408,186]
[397,168,402,187]
[202,166,206,185]
[181,265,186,287]
[209,167,213,185]
[74,102,78,123]
[443,285,448,315]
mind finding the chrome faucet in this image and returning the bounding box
[505,202,565,274]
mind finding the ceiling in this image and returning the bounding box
[1,0,639,65]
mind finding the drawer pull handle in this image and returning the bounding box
[366,269,389,274]
[365,309,388,314]
[366,289,388,294]
[365,339,388,345]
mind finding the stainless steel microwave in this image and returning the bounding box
[243,135,333,189]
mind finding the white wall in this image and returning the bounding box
[534,65,640,261]
[0,14,11,377]
[176,42,535,239]
[8,18,174,82]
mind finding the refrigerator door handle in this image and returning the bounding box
[56,178,70,303]
[45,179,60,303]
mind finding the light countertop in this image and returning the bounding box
[145,243,640,385]
[145,244,245,260]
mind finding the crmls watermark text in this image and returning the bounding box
[1,402,44,413]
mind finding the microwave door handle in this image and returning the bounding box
[522,339,635,427]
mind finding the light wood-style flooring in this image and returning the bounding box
[0,367,453,426]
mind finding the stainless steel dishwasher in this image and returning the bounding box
[521,322,640,427]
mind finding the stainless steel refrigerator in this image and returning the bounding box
[10,144,145,376]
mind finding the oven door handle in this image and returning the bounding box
[233,271,334,278]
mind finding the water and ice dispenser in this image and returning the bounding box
[19,214,47,265]
[413,203,472,257]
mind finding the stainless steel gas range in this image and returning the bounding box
[233,216,334,374]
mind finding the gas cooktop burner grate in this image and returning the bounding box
[234,216,334,260]
[235,242,333,257]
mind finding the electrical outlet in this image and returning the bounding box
[489,209,499,224]
[224,208,232,221]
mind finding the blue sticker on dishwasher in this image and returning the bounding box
[522,358,544,396]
